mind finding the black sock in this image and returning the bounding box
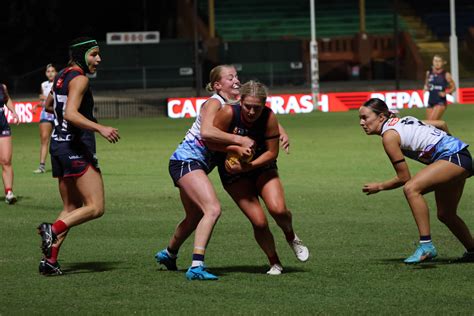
[167,246,178,256]
[419,235,431,243]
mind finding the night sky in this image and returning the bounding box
[1,0,177,89]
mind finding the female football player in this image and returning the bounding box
[423,54,456,120]
[33,63,57,174]
[359,98,474,263]
[207,81,309,275]
[155,65,254,280]
[0,83,19,204]
[37,37,120,275]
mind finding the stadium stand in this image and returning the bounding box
[208,0,407,41]
[406,0,474,39]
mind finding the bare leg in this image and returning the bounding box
[58,166,105,227]
[0,137,14,191]
[403,160,469,238]
[225,179,279,260]
[176,170,221,263]
[425,107,433,120]
[435,179,474,250]
[167,189,204,251]
[257,170,294,235]
[39,122,52,165]
[52,177,83,249]
[430,104,447,120]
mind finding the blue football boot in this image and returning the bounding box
[404,243,438,264]
[185,265,218,280]
[155,249,178,271]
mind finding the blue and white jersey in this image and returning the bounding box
[40,80,55,121]
[41,80,53,97]
[170,93,227,169]
[381,116,468,164]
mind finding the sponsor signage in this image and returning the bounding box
[6,101,42,124]
[7,88,474,123]
[106,31,160,45]
[167,88,474,118]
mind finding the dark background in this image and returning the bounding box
[0,0,177,87]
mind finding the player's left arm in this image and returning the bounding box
[423,120,450,133]
[2,84,19,125]
[278,123,290,154]
[439,72,456,97]
[362,130,411,195]
[65,76,119,143]
[243,111,280,171]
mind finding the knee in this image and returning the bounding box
[268,204,290,218]
[0,158,10,166]
[186,212,203,225]
[437,210,454,224]
[403,181,421,198]
[252,219,270,232]
[205,204,221,222]
[90,203,105,219]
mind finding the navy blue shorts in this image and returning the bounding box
[440,148,473,176]
[51,152,100,178]
[169,159,209,187]
[1,127,11,137]
[1,121,11,137]
[218,161,278,185]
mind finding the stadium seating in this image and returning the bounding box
[205,0,407,41]
[406,0,474,39]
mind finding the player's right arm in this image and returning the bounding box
[362,130,411,195]
[423,71,430,91]
[205,105,253,159]
[44,91,54,114]
[64,76,120,143]
[200,99,254,148]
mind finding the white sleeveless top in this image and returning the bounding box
[381,116,467,164]
[170,93,227,169]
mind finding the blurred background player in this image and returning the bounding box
[155,65,255,280]
[37,37,120,276]
[423,54,456,120]
[208,81,309,275]
[33,63,57,174]
[0,83,19,204]
[359,98,474,264]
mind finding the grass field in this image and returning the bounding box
[1,104,473,314]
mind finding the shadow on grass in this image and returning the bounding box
[375,257,470,268]
[62,261,123,274]
[209,265,308,276]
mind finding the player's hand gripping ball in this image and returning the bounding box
[225,152,253,173]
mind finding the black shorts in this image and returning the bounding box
[0,124,11,137]
[218,161,278,185]
[169,159,209,187]
[427,96,447,108]
[51,152,100,178]
[440,148,473,177]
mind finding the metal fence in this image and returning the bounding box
[93,99,166,119]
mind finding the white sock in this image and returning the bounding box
[192,260,204,267]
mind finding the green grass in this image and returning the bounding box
[1,104,473,314]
